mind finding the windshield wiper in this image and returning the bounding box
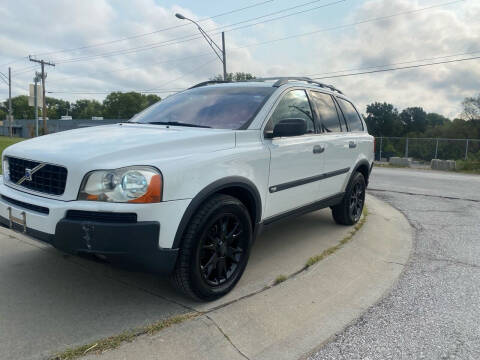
[147,121,211,128]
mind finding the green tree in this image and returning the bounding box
[71,99,103,119]
[102,92,161,119]
[426,113,449,128]
[211,72,256,81]
[462,94,480,120]
[10,95,34,119]
[46,97,71,119]
[400,107,427,134]
[365,102,402,136]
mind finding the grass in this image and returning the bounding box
[305,206,368,269]
[49,312,199,360]
[0,136,24,173]
[273,274,287,285]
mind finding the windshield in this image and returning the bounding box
[130,86,275,129]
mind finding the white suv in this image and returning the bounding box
[1,77,373,300]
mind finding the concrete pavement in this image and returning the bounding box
[310,167,480,360]
[81,195,412,360]
[0,196,363,360]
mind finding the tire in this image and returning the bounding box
[171,194,253,301]
[331,172,366,226]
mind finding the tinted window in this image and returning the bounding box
[310,91,342,133]
[131,86,275,129]
[337,98,364,132]
[266,90,315,134]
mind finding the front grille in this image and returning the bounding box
[7,157,67,196]
[1,195,50,215]
[66,210,138,223]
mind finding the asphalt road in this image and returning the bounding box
[310,167,480,360]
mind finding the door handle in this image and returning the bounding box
[313,145,325,154]
[349,141,357,149]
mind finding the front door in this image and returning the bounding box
[309,91,352,197]
[263,89,326,219]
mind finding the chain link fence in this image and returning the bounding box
[375,137,480,162]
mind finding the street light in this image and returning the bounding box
[175,13,227,81]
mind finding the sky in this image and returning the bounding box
[0,0,479,118]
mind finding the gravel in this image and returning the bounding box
[310,168,480,360]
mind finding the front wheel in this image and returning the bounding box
[332,172,366,225]
[171,194,252,301]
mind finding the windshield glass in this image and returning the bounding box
[130,86,275,129]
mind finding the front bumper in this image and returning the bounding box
[0,180,190,274]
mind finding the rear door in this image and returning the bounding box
[335,96,365,166]
[308,91,351,197]
[263,89,326,219]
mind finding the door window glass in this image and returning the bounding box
[266,90,315,134]
[337,98,364,132]
[310,91,342,133]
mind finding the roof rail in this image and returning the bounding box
[253,77,344,94]
[189,80,231,89]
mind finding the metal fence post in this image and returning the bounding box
[434,138,439,159]
[379,137,383,160]
[465,139,469,161]
[405,137,409,158]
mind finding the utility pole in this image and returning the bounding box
[222,32,227,81]
[8,67,12,137]
[29,56,55,134]
[34,72,41,137]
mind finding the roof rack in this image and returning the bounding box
[253,77,344,94]
[188,77,344,95]
[189,80,231,89]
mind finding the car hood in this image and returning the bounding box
[4,123,236,168]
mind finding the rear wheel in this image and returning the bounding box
[332,172,366,225]
[171,194,252,301]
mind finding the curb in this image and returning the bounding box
[73,194,413,360]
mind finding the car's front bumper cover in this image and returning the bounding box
[0,214,178,274]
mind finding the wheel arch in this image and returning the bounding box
[347,159,371,189]
[172,176,262,249]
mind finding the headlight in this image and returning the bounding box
[78,166,162,203]
[2,157,9,182]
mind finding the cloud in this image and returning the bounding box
[304,0,480,118]
[0,0,479,119]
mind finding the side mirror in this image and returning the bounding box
[268,118,307,138]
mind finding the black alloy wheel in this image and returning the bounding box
[198,214,247,287]
[349,181,365,223]
[332,171,366,225]
[171,194,252,301]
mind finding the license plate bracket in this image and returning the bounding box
[8,207,27,233]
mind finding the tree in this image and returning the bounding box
[426,113,449,128]
[102,92,161,119]
[10,95,34,119]
[365,102,402,136]
[211,72,256,81]
[71,99,103,119]
[46,97,71,119]
[462,94,480,120]
[400,107,427,134]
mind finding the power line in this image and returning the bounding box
[46,0,460,67]
[32,0,276,58]
[47,52,213,84]
[233,0,463,51]
[50,0,345,65]
[310,55,480,80]
[305,49,480,77]
[47,57,217,95]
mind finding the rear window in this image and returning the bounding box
[337,98,364,132]
[130,86,275,129]
[309,91,342,133]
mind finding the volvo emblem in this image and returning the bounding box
[16,163,46,185]
[24,168,33,181]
